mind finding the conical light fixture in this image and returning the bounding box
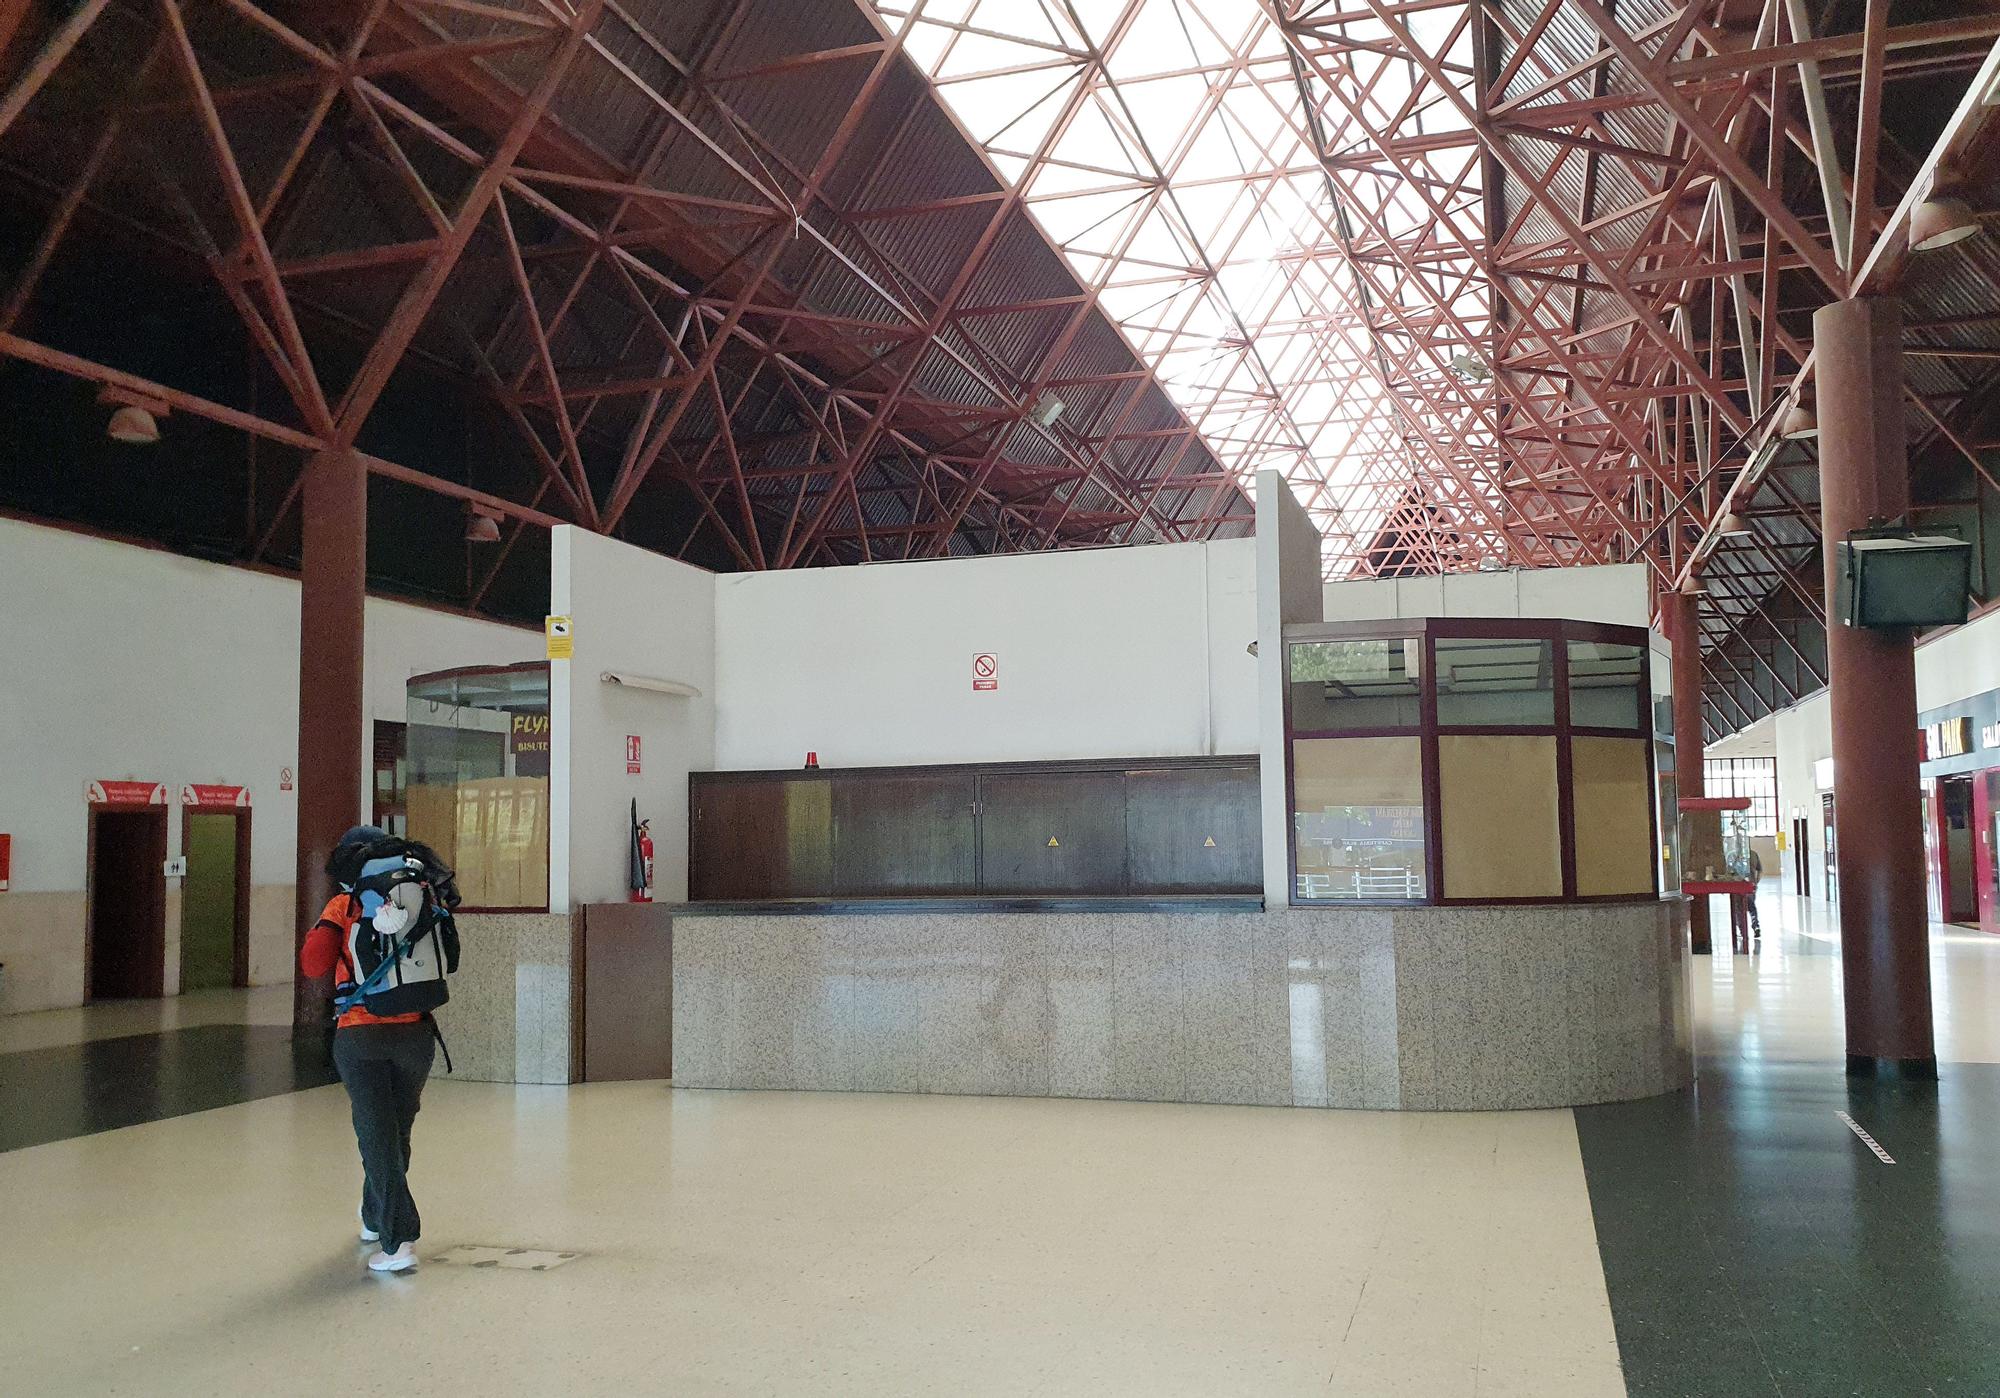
[1779,397,1817,440]
[1718,510,1752,537]
[106,405,161,444]
[464,506,501,543]
[1909,195,1980,252]
[97,385,168,444]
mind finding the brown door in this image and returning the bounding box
[89,808,168,1000]
[579,904,673,1082]
[1792,815,1811,896]
[373,721,408,837]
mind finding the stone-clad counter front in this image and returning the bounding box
[670,899,1691,1111]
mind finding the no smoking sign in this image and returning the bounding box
[972,653,998,692]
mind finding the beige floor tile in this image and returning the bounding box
[0,1078,1625,1397]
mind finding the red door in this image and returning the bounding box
[1976,771,2000,936]
[1924,778,1946,923]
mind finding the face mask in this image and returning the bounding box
[372,902,417,938]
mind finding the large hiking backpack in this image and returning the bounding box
[333,841,461,1018]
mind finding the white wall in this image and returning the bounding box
[710,538,1258,770]
[550,527,716,909]
[1737,604,2000,902]
[1323,562,1651,626]
[0,517,541,1014]
[1257,472,1325,906]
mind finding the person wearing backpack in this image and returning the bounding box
[301,826,461,1274]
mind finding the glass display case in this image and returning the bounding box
[405,662,551,911]
[1285,618,1661,905]
[1676,797,1756,890]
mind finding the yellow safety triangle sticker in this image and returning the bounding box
[1203,836,1217,848]
[1047,836,1060,848]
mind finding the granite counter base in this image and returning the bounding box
[431,913,575,1085]
[671,902,1692,1111]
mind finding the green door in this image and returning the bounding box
[180,814,238,992]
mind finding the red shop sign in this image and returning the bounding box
[181,784,250,808]
[87,780,166,807]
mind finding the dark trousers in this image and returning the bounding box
[333,1020,435,1252]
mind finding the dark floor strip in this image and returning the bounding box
[0,1025,337,1153]
[1577,1055,2000,1398]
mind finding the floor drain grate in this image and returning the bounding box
[430,1245,581,1272]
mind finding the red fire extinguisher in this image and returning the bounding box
[629,798,655,904]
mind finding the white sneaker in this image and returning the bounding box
[358,1204,378,1243]
[367,1243,417,1273]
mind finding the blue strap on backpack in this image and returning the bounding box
[333,923,425,1014]
[333,906,455,1015]
[332,914,458,1074]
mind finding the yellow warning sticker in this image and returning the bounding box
[1202,836,1217,848]
[545,615,574,661]
[1047,836,1061,848]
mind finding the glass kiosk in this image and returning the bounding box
[1283,618,1662,905]
[404,662,551,911]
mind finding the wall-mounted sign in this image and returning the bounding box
[279,766,294,792]
[87,780,165,806]
[972,653,998,692]
[510,713,552,778]
[181,784,250,808]
[1982,722,2000,751]
[545,615,574,661]
[1922,717,1973,760]
[626,735,642,775]
[1813,757,1834,791]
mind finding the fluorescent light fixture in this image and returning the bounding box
[599,670,702,698]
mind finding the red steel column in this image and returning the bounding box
[293,448,367,1035]
[1815,296,1935,1078]
[1663,586,1711,954]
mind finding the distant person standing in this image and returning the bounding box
[1745,846,1764,939]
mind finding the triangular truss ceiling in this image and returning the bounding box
[874,0,2000,614]
[877,0,1502,577]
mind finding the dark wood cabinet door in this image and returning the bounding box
[690,759,1261,901]
[690,777,832,900]
[1125,764,1260,893]
[978,771,1129,894]
[832,773,976,895]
